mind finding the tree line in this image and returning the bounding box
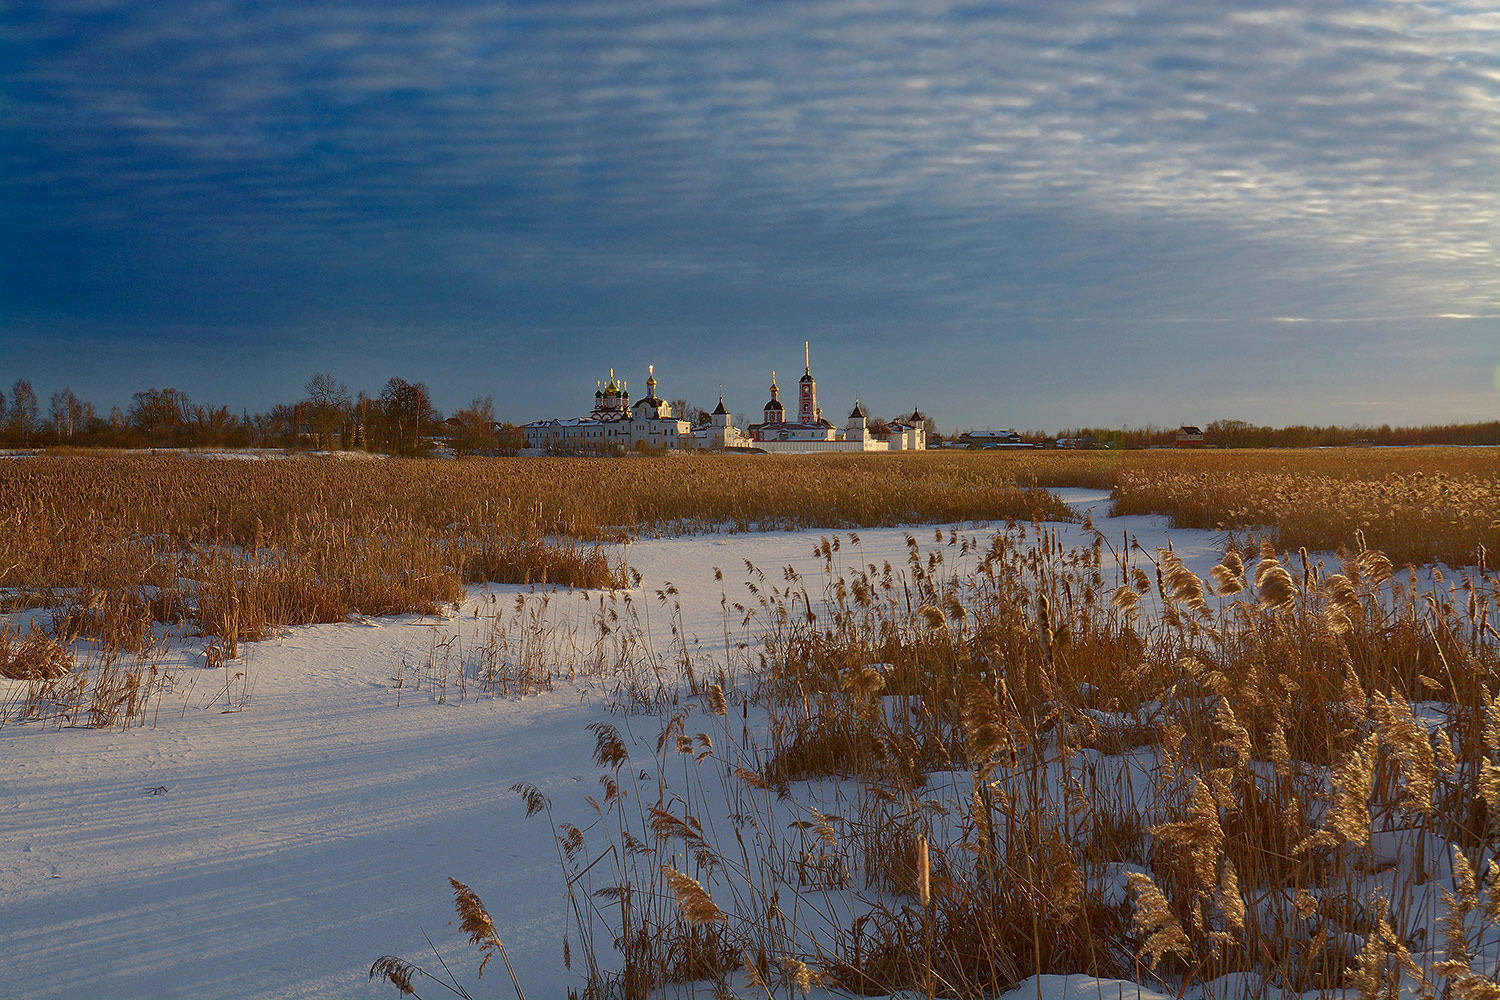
[0,374,524,456]
[994,419,1500,449]
[1,373,1493,453]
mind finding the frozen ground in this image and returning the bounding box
[0,490,1440,999]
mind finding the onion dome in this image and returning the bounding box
[764,370,783,414]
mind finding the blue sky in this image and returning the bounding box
[3,0,1498,431]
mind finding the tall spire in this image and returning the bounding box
[798,343,816,422]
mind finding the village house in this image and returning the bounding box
[1175,425,1206,448]
[959,429,1029,449]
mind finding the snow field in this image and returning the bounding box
[3,488,1498,999]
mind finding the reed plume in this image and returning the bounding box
[1255,555,1297,611]
[450,878,527,998]
[368,955,418,995]
[1126,872,1191,969]
[662,866,726,925]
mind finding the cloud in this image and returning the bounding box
[3,0,1498,425]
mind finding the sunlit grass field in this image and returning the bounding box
[2,448,1495,647]
[7,447,1500,997]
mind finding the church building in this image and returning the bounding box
[523,366,697,452]
[748,345,925,453]
[522,346,923,454]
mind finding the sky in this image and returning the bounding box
[3,0,1498,432]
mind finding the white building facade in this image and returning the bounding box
[524,368,750,453]
[523,368,694,453]
[747,347,925,454]
[523,348,923,455]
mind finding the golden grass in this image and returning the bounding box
[6,444,1496,736]
[10,449,1498,989]
[0,452,1070,646]
[958,447,1500,569]
[0,451,1068,727]
[426,509,1500,1000]
[0,622,71,679]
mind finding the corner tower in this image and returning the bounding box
[798,342,816,424]
[846,398,868,441]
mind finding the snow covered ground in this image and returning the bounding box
[0,489,1464,999]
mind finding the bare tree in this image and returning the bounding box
[493,422,524,455]
[9,379,38,445]
[49,387,84,440]
[303,372,351,450]
[128,387,193,447]
[670,398,706,425]
[448,396,498,456]
[351,390,379,450]
[378,377,434,457]
[190,404,243,446]
[264,403,301,447]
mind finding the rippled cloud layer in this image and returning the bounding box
[4,1,1497,425]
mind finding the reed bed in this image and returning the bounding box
[5,446,1495,733]
[1103,450,1500,570]
[8,448,1497,990]
[383,514,1500,999]
[11,450,1485,993]
[0,451,1068,642]
[0,451,1065,726]
[984,447,1500,570]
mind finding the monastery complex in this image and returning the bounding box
[522,345,926,455]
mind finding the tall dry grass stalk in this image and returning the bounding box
[437,502,1500,1000]
[371,878,527,1000]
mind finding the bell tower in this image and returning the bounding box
[798,341,816,424]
